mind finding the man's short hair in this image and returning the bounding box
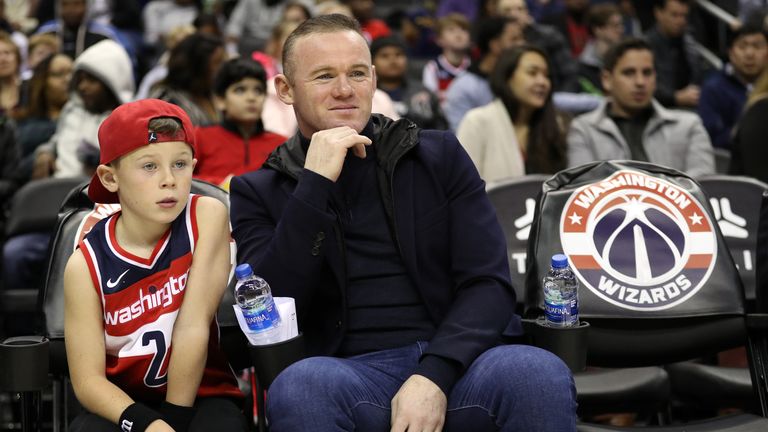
[727,22,768,48]
[602,37,653,72]
[213,58,267,97]
[436,13,470,35]
[282,13,363,82]
[472,16,516,58]
[586,3,620,34]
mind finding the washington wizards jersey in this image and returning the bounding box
[79,194,242,403]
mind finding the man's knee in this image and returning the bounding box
[471,344,573,391]
[267,356,352,409]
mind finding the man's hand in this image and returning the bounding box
[674,85,700,107]
[390,375,447,432]
[304,126,371,182]
[32,150,55,179]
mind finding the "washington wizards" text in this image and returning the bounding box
[597,274,692,304]
[574,174,691,210]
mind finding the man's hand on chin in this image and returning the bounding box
[390,374,447,432]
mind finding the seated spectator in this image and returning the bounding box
[496,0,579,91]
[149,33,226,126]
[225,0,314,57]
[230,14,577,431]
[421,13,472,105]
[730,70,768,183]
[458,45,567,183]
[35,0,134,63]
[341,0,390,42]
[64,99,247,432]
[644,0,711,108]
[372,36,447,129]
[13,53,73,181]
[443,16,524,130]
[21,33,59,81]
[540,0,590,57]
[568,38,714,177]
[194,58,286,188]
[0,32,20,115]
[698,24,767,150]
[142,0,200,53]
[134,24,195,101]
[567,2,624,96]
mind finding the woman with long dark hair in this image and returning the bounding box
[456,45,568,183]
[149,32,226,126]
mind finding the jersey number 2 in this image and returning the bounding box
[142,330,168,387]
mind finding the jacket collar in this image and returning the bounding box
[590,98,677,134]
[264,114,419,180]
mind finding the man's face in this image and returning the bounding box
[497,0,532,26]
[60,0,86,28]
[602,49,656,116]
[654,0,689,38]
[729,33,768,83]
[279,30,376,136]
[373,45,407,81]
[76,70,113,113]
[594,13,625,45]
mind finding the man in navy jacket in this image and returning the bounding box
[229,13,576,432]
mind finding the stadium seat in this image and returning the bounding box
[664,176,768,414]
[1,177,87,334]
[486,174,550,311]
[525,160,768,430]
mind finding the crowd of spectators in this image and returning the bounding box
[0,0,767,332]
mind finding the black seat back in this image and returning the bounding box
[699,175,768,304]
[5,177,88,238]
[486,174,549,308]
[525,160,747,367]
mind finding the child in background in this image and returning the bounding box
[372,36,448,129]
[64,99,247,431]
[422,13,472,104]
[194,58,285,189]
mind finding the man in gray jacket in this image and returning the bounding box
[567,37,714,177]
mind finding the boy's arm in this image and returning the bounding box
[165,196,231,407]
[65,249,171,430]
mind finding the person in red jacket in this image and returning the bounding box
[194,58,285,189]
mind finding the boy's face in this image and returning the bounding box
[108,141,196,225]
[438,24,470,52]
[221,77,266,124]
[373,45,407,81]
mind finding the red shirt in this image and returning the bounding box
[194,122,286,186]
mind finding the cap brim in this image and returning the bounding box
[87,173,119,204]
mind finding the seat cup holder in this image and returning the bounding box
[0,336,50,392]
[526,318,590,373]
[248,333,305,388]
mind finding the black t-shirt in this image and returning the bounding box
[609,105,654,162]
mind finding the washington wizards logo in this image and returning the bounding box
[560,170,717,311]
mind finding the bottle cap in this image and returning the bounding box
[235,263,254,280]
[551,254,568,268]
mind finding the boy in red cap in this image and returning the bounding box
[63,99,248,432]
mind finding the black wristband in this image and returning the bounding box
[160,401,197,432]
[119,403,162,432]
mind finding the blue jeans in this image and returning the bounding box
[267,343,577,431]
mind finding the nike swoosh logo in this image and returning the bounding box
[106,269,130,289]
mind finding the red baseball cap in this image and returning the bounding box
[88,99,197,204]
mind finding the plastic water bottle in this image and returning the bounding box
[234,264,281,343]
[543,254,579,327]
